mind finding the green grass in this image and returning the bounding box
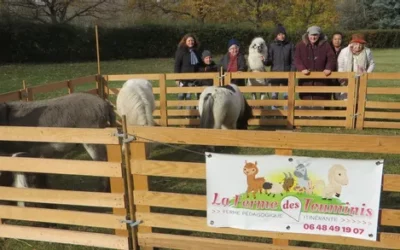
[0,49,399,250]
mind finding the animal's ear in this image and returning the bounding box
[255,161,257,165]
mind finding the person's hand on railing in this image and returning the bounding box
[323,69,332,76]
[302,69,310,75]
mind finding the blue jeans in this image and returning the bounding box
[177,82,195,110]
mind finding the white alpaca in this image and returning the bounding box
[116,79,156,157]
[117,79,155,126]
[247,37,269,101]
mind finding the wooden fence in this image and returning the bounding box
[1,71,400,130]
[0,75,100,103]
[0,126,131,249]
[102,71,394,130]
[126,125,400,250]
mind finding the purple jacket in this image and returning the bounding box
[294,34,337,100]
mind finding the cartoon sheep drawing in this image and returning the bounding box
[314,164,349,200]
[262,172,295,198]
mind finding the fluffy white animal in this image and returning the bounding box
[116,79,156,157]
[198,84,252,131]
[247,37,269,100]
[117,78,155,126]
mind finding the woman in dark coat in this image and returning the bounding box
[294,26,337,101]
[174,33,203,106]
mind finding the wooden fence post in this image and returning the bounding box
[121,116,139,250]
[96,74,105,99]
[131,141,153,250]
[95,24,101,76]
[356,74,368,130]
[224,72,231,86]
[26,87,34,101]
[159,74,168,126]
[21,80,28,101]
[286,72,296,129]
[67,80,74,94]
[345,72,357,129]
[103,75,110,100]
[106,143,128,237]
[273,147,292,246]
[219,67,224,86]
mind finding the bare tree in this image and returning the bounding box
[3,0,123,24]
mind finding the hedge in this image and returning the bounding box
[0,21,399,63]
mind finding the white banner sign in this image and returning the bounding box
[206,153,384,241]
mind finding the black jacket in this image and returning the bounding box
[197,61,218,86]
[265,39,296,85]
[174,46,203,84]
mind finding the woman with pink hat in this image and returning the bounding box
[336,33,375,100]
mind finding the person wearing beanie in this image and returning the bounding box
[218,38,248,86]
[196,50,218,98]
[265,24,296,110]
[294,25,337,107]
[336,33,375,100]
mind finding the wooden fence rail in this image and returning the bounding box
[2,71,400,130]
[0,75,99,103]
[103,72,360,129]
[0,126,131,250]
[126,125,400,250]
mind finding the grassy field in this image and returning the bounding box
[0,49,399,250]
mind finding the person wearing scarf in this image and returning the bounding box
[337,33,375,100]
[174,34,203,109]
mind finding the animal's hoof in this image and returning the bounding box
[335,193,340,197]
[322,198,326,200]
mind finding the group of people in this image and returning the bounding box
[173,24,376,108]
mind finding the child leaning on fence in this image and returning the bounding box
[197,50,218,88]
[173,33,203,109]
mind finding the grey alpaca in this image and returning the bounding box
[0,92,117,193]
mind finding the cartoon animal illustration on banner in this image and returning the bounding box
[243,161,265,198]
[262,172,295,197]
[207,154,383,242]
[313,164,349,200]
[239,160,350,206]
[293,159,312,194]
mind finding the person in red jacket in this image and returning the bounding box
[294,26,337,102]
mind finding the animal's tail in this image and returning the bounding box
[237,96,253,130]
[106,100,117,127]
[200,93,215,129]
[263,182,272,189]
